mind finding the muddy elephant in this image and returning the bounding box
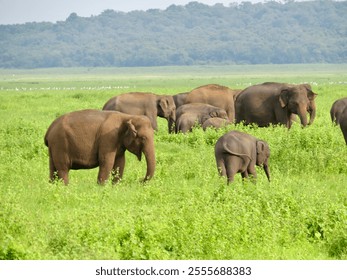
[235,82,317,128]
[102,92,176,133]
[339,107,347,145]
[215,130,270,184]
[330,97,347,125]
[44,110,155,185]
[175,103,229,133]
[202,117,231,131]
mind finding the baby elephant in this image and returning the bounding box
[214,130,270,184]
[44,109,156,185]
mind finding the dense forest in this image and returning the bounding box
[0,0,346,68]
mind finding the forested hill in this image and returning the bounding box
[1,1,346,68]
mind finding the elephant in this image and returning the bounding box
[214,130,270,184]
[175,103,229,133]
[202,117,231,131]
[235,82,317,128]
[170,91,189,132]
[339,106,347,145]
[172,91,189,108]
[102,92,176,133]
[330,97,347,125]
[44,109,155,185]
[181,84,239,122]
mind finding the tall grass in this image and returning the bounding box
[0,65,346,260]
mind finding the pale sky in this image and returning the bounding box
[0,0,263,25]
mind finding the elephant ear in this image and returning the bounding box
[279,88,290,108]
[256,141,265,154]
[302,84,318,101]
[307,90,318,101]
[209,111,219,118]
[158,98,169,111]
[126,120,137,138]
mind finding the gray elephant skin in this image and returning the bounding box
[339,106,347,145]
[44,109,156,185]
[102,92,176,132]
[235,82,317,128]
[173,84,239,121]
[202,117,231,130]
[175,103,229,133]
[214,130,270,184]
[330,97,347,125]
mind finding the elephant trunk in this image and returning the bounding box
[143,142,156,182]
[308,104,316,125]
[168,114,176,133]
[298,106,308,127]
[263,164,270,182]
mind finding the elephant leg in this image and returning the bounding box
[112,152,125,184]
[97,164,113,185]
[241,171,249,180]
[225,157,237,185]
[57,169,69,185]
[51,157,69,185]
[247,165,257,183]
[48,155,57,182]
[97,152,116,184]
[216,157,226,177]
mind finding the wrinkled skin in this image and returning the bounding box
[330,97,347,125]
[215,130,270,184]
[235,82,317,128]
[103,92,176,133]
[44,110,155,185]
[202,117,231,131]
[175,103,229,133]
[339,107,347,145]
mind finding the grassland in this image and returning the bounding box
[0,64,346,260]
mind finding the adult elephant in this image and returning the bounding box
[175,103,229,133]
[330,97,347,125]
[44,110,155,185]
[172,91,189,108]
[183,84,239,122]
[215,130,271,184]
[339,107,347,145]
[235,82,317,128]
[102,92,176,133]
[170,92,189,132]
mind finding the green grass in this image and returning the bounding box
[0,64,346,260]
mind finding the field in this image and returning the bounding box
[0,64,346,260]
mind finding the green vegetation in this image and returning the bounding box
[0,64,346,260]
[1,1,346,68]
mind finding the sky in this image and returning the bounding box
[0,0,263,25]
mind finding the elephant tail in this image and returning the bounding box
[222,142,252,162]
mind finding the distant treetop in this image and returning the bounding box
[0,0,346,68]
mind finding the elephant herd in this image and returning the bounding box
[44,81,346,185]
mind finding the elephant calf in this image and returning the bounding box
[44,109,156,185]
[215,130,270,184]
[175,103,229,133]
[202,117,231,131]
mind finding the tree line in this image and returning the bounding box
[0,0,346,68]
